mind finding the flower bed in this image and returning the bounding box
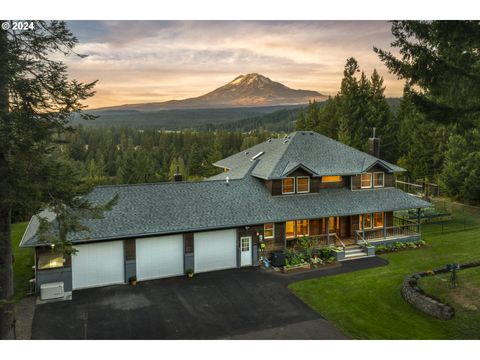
[282,241,336,272]
[374,240,427,254]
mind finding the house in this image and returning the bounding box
[20,131,431,294]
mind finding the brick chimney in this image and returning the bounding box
[173,166,183,182]
[368,127,380,158]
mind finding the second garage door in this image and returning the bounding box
[136,235,184,281]
[194,229,237,273]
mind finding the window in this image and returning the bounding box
[264,223,275,238]
[241,237,250,252]
[322,175,342,183]
[359,214,373,229]
[373,172,384,188]
[282,177,295,194]
[286,221,295,238]
[374,212,384,228]
[361,173,372,188]
[296,220,309,237]
[37,253,65,270]
[296,177,310,193]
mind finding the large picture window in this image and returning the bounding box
[286,219,309,238]
[282,177,295,194]
[37,253,65,270]
[359,214,373,229]
[286,221,295,238]
[296,177,310,193]
[361,173,372,188]
[264,223,275,238]
[322,175,342,183]
[373,172,384,187]
[374,212,384,228]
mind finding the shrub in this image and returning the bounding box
[406,242,417,248]
[318,247,332,259]
[326,256,336,264]
[376,245,387,253]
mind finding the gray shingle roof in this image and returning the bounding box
[21,173,431,247]
[214,131,404,180]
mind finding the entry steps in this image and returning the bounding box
[341,245,372,261]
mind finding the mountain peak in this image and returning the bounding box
[95,73,326,111]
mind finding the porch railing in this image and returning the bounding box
[285,233,344,250]
[355,224,420,243]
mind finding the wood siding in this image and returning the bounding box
[183,233,194,254]
[124,239,136,261]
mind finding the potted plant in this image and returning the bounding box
[186,268,194,278]
[129,276,137,285]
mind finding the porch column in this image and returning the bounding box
[383,212,387,239]
[362,214,365,240]
[417,208,421,234]
[327,217,330,246]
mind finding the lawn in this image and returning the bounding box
[289,223,480,339]
[11,222,34,300]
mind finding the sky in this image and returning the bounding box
[65,21,404,109]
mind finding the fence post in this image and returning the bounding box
[417,208,421,234]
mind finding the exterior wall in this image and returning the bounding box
[370,234,421,246]
[351,167,395,190]
[237,224,263,266]
[35,247,73,293]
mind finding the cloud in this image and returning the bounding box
[64,20,403,108]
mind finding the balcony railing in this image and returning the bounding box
[355,224,420,243]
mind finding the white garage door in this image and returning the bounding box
[194,229,237,273]
[136,235,184,281]
[72,241,125,290]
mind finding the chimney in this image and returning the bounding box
[173,166,183,182]
[368,127,380,158]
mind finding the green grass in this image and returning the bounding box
[11,222,34,300]
[419,267,480,337]
[289,224,480,339]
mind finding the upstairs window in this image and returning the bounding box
[282,177,295,194]
[296,177,310,193]
[264,223,275,238]
[373,172,384,188]
[322,175,342,183]
[361,173,372,188]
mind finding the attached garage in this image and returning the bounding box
[194,229,237,273]
[72,241,125,290]
[136,235,184,281]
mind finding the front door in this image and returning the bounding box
[240,236,252,267]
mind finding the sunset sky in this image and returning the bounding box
[66,21,404,109]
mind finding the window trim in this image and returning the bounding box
[359,212,384,229]
[360,173,373,189]
[296,176,310,193]
[240,236,251,252]
[373,172,385,188]
[264,223,275,239]
[282,177,296,194]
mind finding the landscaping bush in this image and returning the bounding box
[317,247,332,260]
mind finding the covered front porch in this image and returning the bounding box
[274,210,422,252]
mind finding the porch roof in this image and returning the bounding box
[21,173,431,247]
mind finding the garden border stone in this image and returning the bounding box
[401,260,480,320]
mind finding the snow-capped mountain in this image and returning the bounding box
[95,73,326,111]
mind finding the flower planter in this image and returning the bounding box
[282,263,311,273]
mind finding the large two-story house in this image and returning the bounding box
[21,131,431,295]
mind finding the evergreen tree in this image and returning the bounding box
[0,21,96,338]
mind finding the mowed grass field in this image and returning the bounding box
[289,216,480,339]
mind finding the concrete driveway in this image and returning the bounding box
[31,258,386,339]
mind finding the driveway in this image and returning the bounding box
[32,257,386,339]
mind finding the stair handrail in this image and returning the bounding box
[333,233,346,251]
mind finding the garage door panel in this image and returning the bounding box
[72,241,125,290]
[136,235,183,281]
[194,229,237,273]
